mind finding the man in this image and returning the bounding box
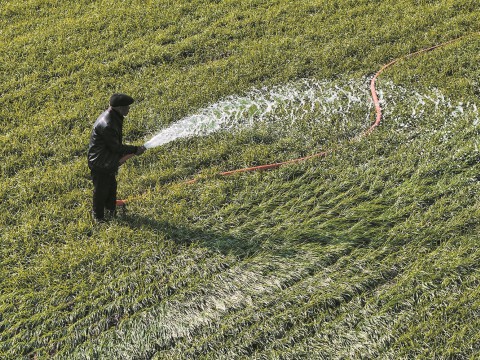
[88,93,146,222]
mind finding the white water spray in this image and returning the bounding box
[380,83,479,131]
[143,79,372,149]
[143,78,479,149]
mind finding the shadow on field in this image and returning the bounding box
[120,213,257,257]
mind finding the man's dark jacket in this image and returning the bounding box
[88,107,138,174]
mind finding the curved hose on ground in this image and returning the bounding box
[120,34,476,202]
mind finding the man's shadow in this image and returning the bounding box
[117,209,367,259]
[118,213,258,258]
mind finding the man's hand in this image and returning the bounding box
[135,146,146,156]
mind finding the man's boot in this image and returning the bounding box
[92,212,106,224]
[105,209,117,221]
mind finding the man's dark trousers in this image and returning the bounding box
[91,170,117,220]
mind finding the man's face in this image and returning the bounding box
[113,105,130,116]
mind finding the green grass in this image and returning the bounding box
[1,0,480,359]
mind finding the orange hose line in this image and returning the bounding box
[365,34,474,135]
[219,151,330,176]
[123,34,478,199]
[186,35,474,185]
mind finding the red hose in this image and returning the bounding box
[185,36,471,184]
[122,34,476,197]
[365,36,470,135]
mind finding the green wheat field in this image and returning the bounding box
[1,1,480,359]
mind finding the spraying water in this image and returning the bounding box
[143,78,479,150]
[380,82,479,132]
[143,79,372,149]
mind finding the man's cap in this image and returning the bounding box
[110,93,134,107]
